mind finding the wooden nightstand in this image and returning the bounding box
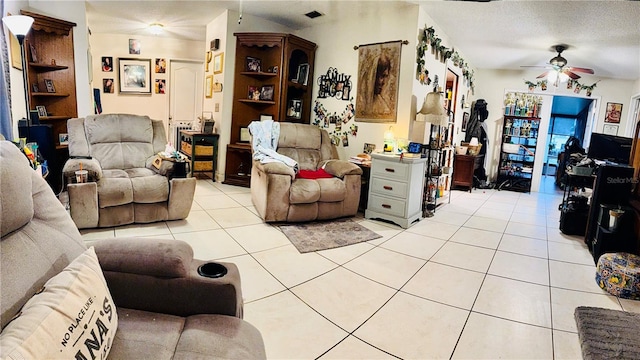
[452,154,475,192]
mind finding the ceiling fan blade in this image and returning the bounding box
[536,71,549,79]
[564,70,581,80]
[567,66,594,74]
[521,65,551,69]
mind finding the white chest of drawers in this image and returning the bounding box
[365,153,427,228]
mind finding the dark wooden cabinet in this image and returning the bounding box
[452,154,475,192]
[224,32,316,187]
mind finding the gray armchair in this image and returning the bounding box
[0,140,265,359]
[62,114,196,229]
[251,123,362,222]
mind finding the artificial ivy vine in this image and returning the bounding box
[524,79,600,96]
[416,26,475,92]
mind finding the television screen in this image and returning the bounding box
[587,132,632,164]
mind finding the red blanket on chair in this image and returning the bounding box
[297,168,334,179]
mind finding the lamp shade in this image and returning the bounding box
[418,91,448,126]
[2,15,34,38]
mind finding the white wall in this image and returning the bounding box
[297,4,421,161]
[89,33,204,123]
[206,10,292,181]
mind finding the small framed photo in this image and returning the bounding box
[260,85,274,101]
[287,99,302,119]
[102,56,113,72]
[213,52,224,74]
[35,105,47,117]
[239,127,251,142]
[32,83,39,93]
[155,79,166,94]
[296,63,309,85]
[155,58,166,73]
[44,79,56,93]
[205,75,213,98]
[246,56,261,72]
[341,84,351,101]
[103,78,114,93]
[248,85,260,100]
[605,102,623,123]
[363,143,376,154]
[603,124,618,136]
[462,112,469,131]
[29,43,38,63]
[129,39,141,54]
[118,58,152,94]
[268,66,279,74]
[59,133,69,145]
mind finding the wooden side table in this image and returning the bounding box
[179,131,219,180]
[452,154,475,192]
[355,162,371,212]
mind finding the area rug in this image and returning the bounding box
[574,306,640,360]
[279,218,382,253]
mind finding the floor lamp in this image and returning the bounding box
[2,15,34,139]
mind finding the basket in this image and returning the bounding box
[180,142,214,156]
[462,142,482,156]
[193,161,213,171]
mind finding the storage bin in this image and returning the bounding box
[194,161,213,171]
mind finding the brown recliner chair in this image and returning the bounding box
[0,141,265,359]
[251,123,362,222]
[62,114,196,229]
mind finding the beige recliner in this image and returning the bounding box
[251,123,362,222]
[62,114,196,229]
[0,141,265,359]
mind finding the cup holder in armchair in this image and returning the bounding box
[197,262,228,278]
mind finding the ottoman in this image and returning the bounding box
[596,252,640,299]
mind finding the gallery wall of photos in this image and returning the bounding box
[312,67,358,147]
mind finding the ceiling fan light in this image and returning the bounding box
[547,71,558,84]
[149,23,164,35]
[558,72,570,83]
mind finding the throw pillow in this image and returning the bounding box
[0,247,118,359]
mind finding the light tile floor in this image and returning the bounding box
[79,175,635,359]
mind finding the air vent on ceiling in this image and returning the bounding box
[305,10,323,19]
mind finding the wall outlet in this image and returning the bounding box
[215,103,220,112]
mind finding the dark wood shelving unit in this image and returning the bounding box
[224,32,316,187]
[21,9,77,194]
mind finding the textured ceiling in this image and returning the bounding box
[86,0,640,80]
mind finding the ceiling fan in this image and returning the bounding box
[522,44,595,80]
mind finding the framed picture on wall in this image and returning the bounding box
[205,75,213,98]
[118,58,151,94]
[214,53,224,74]
[605,102,622,123]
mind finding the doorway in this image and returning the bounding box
[542,95,594,182]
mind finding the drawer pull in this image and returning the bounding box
[382,204,391,209]
[385,168,396,173]
[383,185,393,190]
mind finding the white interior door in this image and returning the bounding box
[169,60,204,127]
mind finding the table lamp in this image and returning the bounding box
[418,91,448,126]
